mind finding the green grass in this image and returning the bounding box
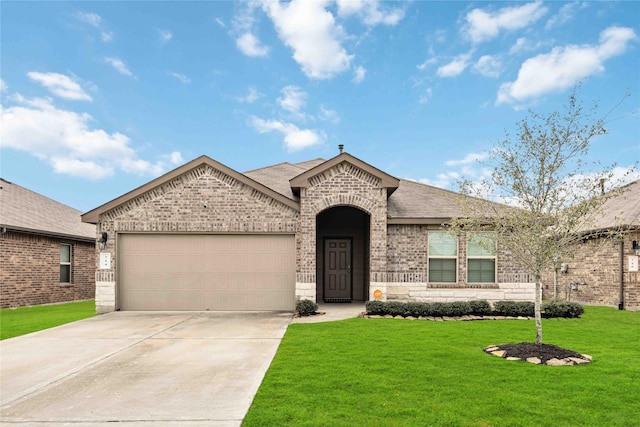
[0,300,95,340]
[244,306,639,427]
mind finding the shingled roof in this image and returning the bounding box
[244,155,469,222]
[0,178,95,241]
[585,179,640,232]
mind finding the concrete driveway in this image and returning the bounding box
[0,311,291,427]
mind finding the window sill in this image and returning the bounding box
[60,283,74,288]
[428,283,499,289]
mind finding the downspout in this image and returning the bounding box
[618,240,624,310]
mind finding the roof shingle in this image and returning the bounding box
[0,178,95,240]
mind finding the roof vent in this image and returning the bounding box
[338,144,344,154]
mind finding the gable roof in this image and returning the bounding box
[81,155,301,224]
[0,178,95,241]
[289,152,400,195]
[82,154,491,225]
[585,179,640,232]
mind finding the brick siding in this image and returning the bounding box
[382,225,534,303]
[95,164,299,312]
[542,232,640,310]
[0,231,95,308]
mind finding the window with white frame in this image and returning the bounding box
[60,244,71,283]
[467,232,496,283]
[428,231,457,282]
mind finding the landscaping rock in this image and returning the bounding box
[526,357,541,364]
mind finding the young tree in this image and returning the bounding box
[449,87,628,344]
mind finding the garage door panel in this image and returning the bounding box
[118,234,295,311]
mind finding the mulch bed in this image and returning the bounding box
[496,342,583,362]
[484,342,592,365]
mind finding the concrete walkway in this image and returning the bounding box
[291,302,366,324]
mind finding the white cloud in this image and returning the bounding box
[168,72,191,84]
[215,18,226,28]
[237,86,263,103]
[418,88,433,105]
[417,57,437,71]
[445,152,490,166]
[27,72,92,101]
[336,0,405,26]
[545,1,586,30]
[510,37,528,55]
[437,53,472,78]
[277,85,307,117]
[158,29,173,44]
[497,26,637,105]
[165,151,184,165]
[0,95,179,179]
[464,1,548,44]
[75,11,113,43]
[1,79,8,92]
[249,116,323,151]
[473,55,502,78]
[236,32,270,57]
[352,66,366,83]
[75,11,101,27]
[319,105,340,123]
[262,0,353,79]
[101,31,114,42]
[104,57,133,76]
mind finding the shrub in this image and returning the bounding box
[492,301,534,317]
[363,299,580,319]
[468,300,492,315]
[442,301,471,317]
[365,300,386,315]
[296,299,318,316]
[385,301,409,317]
[543,301,584,318]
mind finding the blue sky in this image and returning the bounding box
[1,1,638,212]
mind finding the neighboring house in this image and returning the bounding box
[543,179,640,310]
[0,178,96,308]
[82,152,535,314]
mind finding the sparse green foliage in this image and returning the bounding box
[449,86,629,343]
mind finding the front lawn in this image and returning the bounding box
[0,300,95,340]
[243,306,639,427]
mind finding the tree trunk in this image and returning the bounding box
[535,274,543,344]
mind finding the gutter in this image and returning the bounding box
[618,240,625,310]
[0,224,95,243]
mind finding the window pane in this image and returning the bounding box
[60,244,71,263]
[468,233,495,257]
[60,265,71,283]
[428,259,456,282]
[428,231,457,257]
[468,259,495,283]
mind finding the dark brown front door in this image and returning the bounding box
[324,239,352,301]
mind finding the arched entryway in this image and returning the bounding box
[316,206,370,302]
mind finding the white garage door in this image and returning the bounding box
[118,234,296,311]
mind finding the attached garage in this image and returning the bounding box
[117,234,296,311]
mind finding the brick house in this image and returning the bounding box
[543,179,640,310]
[0,178,96,308]
[82,152,535,313]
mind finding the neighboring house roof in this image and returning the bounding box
[81,153,486,225]
[586,179,640,232]
[0,178,95,241]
